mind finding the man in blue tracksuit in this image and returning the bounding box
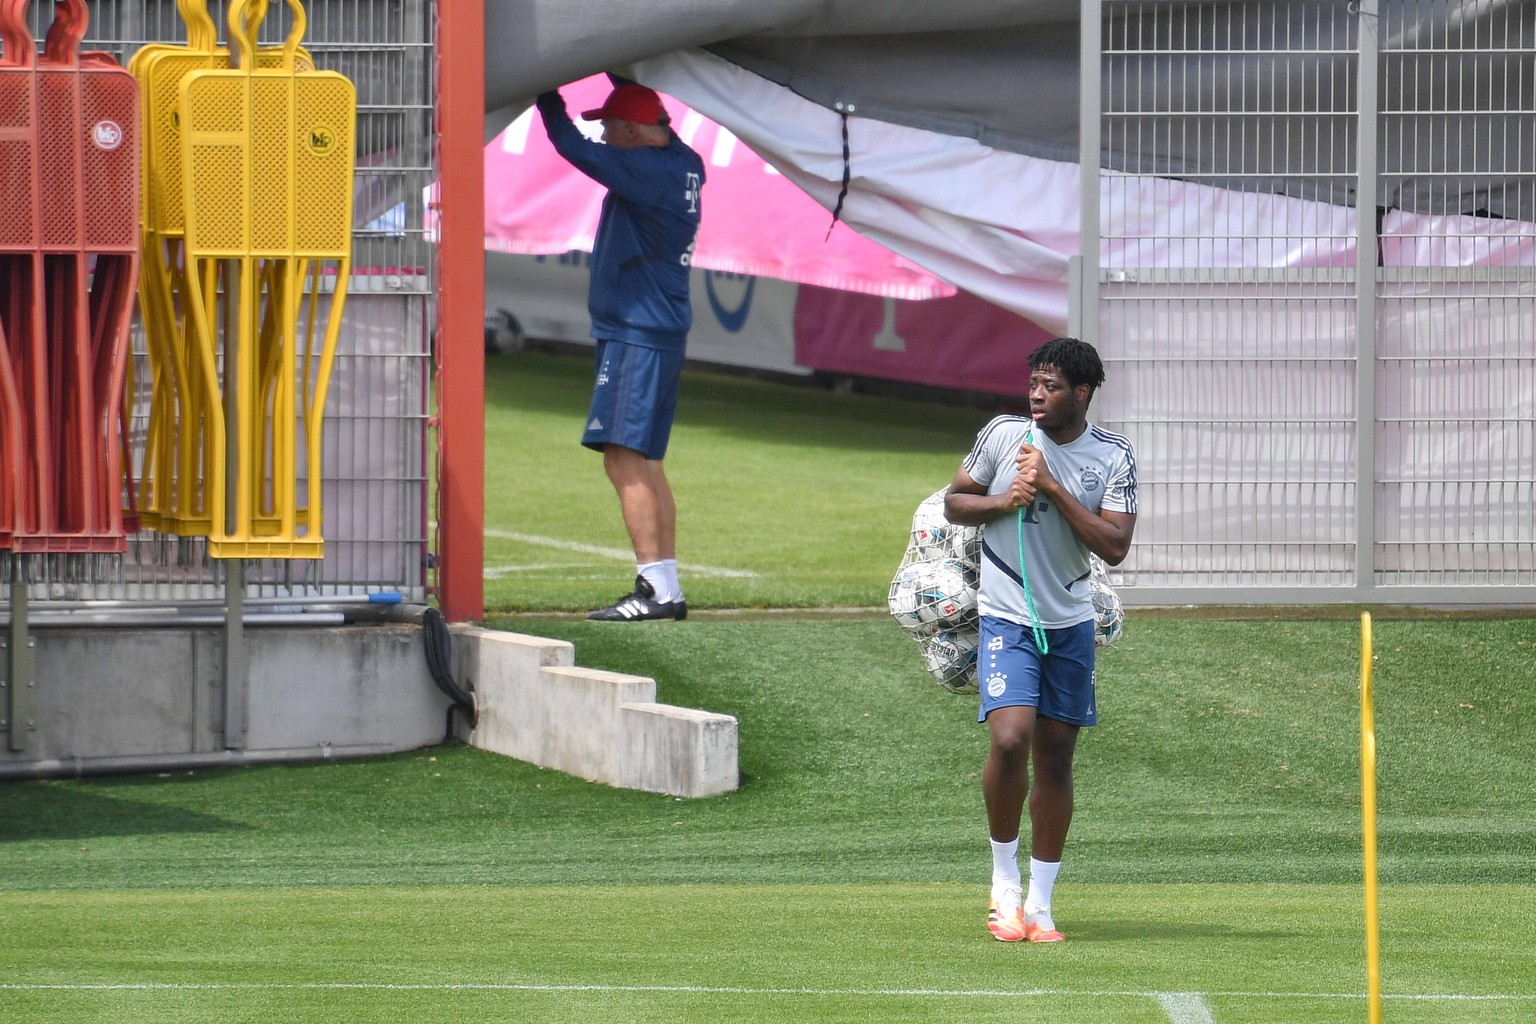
[536,83,705,621]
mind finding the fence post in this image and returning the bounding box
[435,0,487,622]
[1354,0,1380,598]
[1077,0,1103,346]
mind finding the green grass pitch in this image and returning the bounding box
[2,351,1533,1022]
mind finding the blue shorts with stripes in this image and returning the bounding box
[581,338,684,460]
[976,615,1098,726]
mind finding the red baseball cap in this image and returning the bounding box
[581,84,667,125]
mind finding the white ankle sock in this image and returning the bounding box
[1026,857,1060,915]
[638,561,672,602]
[989,837,1021,896]
[662,558,682,602]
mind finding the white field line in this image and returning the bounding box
[483,564,600,577]
[3,982,1532,1002]
[1158,991,1216,1024]
[484,530,758,579]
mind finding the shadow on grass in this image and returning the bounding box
[0,784,244,842]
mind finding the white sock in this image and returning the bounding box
[1026,857,1060,915]
[662,558,682,602]
[638,561,672,602]
[989,837,1021,898]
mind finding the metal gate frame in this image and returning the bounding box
[1078,0,1535,605]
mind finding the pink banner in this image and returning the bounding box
[485,76,955,301]
[793,286,1053,399]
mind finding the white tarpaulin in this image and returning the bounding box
[624,48,1533,333]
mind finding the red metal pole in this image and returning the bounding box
[434,0,486,620]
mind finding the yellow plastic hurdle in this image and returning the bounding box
[132,0,315,536]
[132,0,221,534]
[177,0,354,558]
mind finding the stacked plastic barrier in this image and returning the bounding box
[0,2,27,558]
[0,0,140,578]
[135,0,352,558]
[132,0,315,538]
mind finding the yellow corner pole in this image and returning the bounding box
[1361,611,1382,1024]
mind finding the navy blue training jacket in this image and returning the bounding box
[536,92,705,352]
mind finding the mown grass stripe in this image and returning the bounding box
[3,982,1531,1001]
[1158,991,1216,1023]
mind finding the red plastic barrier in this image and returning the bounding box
[0,0,140,555]
[0,319,18,547]
[0,0,43,549]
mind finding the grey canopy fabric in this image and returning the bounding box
[488,1,1535,221]
[488,0,1084,156]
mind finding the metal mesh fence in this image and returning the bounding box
[5,0,433,607]
[1092,0,1535,602]
[1375,0,1536,589]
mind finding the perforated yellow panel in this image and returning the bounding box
[291,78,354,256]
[139,46,315,235]
[181,70,355,258]
[180,73,248,255]
[166,0,356,559]
[142,52,211,234]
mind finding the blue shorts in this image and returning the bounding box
[976,615,1098,726]
[581,339,684,460]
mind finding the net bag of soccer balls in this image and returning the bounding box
[888,490,983,694]
[888,489,1125,695]
[1086,554,1125,646]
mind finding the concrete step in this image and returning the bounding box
[454,626,738,798]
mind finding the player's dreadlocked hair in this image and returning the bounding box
[1029,337,1105,394]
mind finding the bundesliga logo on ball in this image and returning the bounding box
[887,559,978,635]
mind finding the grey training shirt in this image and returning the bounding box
[960,415,1137,629]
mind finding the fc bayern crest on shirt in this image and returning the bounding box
[1079,467,1103,492]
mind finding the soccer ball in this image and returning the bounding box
[944,524,982,565]
[1088,556,1125,647]
[909,489,980,566]
[891,487,985,695]
[888,559,977,634]
[887,565,936,634]
[921,629,979,694]
[909,490,954,560]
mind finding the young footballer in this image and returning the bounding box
[944,337,1138,942]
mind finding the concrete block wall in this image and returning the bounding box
[453,626,738,798]
[0,622,738,797]
[0,624,452,779]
